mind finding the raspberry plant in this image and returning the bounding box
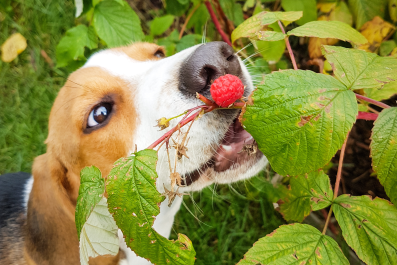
[63,1,397,264]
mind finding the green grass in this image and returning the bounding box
[0,1,285,264]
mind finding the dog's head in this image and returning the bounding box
[43,41,266,201]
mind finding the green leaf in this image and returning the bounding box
[166,0,189,16]
[79,197,119,265]
[348,0,388,29]
[322,45,397,90]
[186,4,209,34]
[364,82,397,102]
[176,34,202,52]
[93,0,144,47]
[106,150,196,264]
[380,40,397,56]
[233,2,244,26]
[333,195,397,265]
[177,0,190,4]
[150,15,175,36]
[281,0,317,25]
[56,25,98,68]
[261,11,303,26]
[371,107,397,206]
[287,21,368,45]
[242,70,357,176]
[255,31,285,41]
[279,170,333,222]
[75,166,105,239]
[332,1,353,26]
[232,11,267,44]
[391,0,397,23]
[238,223,348,265]
[256,39,286,62]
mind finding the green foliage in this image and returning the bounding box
[150,15,175,36]
[287,21,368,45]
[333,195,397,264]
[93,0,143,47]
[255,31,285,41]
[261,11,303,26]
[348,0,388,29]
[371,107,397,206]
[75,166,105,239]
[106,150,196,264]
[56,25,98,68]
[281,0,317,25]
[238,224,349,265]
[323,45,397,90]
[79,197,119,265]
[279,171,333,222]
[242,70,357,176]
[256,39,285,61]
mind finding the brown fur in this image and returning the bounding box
[1,43,165,265]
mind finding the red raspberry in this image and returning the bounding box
[210,74,244,107]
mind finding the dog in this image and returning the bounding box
[0,41,267,265]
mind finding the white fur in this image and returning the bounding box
[83,44,267,264]
[23,176,33,211]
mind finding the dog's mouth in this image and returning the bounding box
[182,117,263,186]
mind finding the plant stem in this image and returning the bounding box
[179,4,200,40]
[204,1,232,46]
[357,111,378,121]
[322,132,349,235]
[355,94,391,109]
[278,20,298,70]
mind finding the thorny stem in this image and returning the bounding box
[277,20,298,70]
[205,1,232,46]
[322,132,349,235]
[179,3,200,40]
[355,94,391,109]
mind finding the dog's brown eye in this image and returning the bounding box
[87,103,112,128]
[154,50,165,58]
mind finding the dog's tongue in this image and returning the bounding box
[213,119,257,172]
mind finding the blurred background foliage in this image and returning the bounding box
[1,0,397,263]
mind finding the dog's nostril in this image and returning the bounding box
[179,42,243,95]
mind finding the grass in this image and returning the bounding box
[0,1,285,264]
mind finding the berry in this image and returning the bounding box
[210,74,244,107]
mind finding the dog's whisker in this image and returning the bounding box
[235,43,252,56]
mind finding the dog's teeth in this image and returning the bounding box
[221,144,232,151]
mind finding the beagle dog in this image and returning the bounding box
[0,41,267,265]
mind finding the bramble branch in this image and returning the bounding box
[355,94,391,109]
[205,1,232,46]
[357,111,378,121]
[278,20,298,70]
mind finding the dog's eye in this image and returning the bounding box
[154,50,165,58]
[87,103,112,128]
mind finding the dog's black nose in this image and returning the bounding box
[179,41,242,94]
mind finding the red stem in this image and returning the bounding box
[278,20,297,70]
[357,111,378,121]
[355,94,391,109]
[204,1,232,46]
[334,133,349,199]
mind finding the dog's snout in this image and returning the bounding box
[179,41,242,94]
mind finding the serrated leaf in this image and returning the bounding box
[255,31,285,41]
[76,166,105,239]
[358,16,395,53]
[364,81,397,102]
[186,4,209,34]
[238,223,348,265]
[166,0,189,16]
[93,0,144,47]
[348,0,388,29]
[79,197,119,265]
[242,70,357,176]
[279,170,333,222]
[106,150,195,264]
[287,21,367,45]
[261,11,303,26]
[333,195,397,265]
[232,11,268,44]
[1,33,27,63]
[322,45,397,90]
[176,34,202,52]
[281,0,317,25]
[370,107,397,206]
[56,25,97,68]
[150,15,175,36]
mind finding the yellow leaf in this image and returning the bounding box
[392,47,397,57]
[309,37,338,58]
[358,16,395,53]
[1,33,27,63]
